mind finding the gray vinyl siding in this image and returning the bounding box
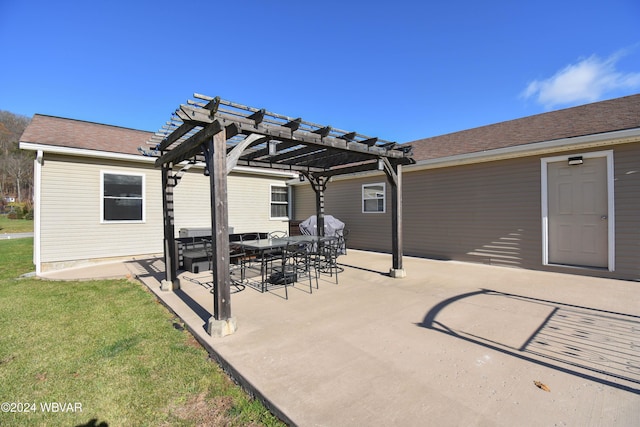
[292,183,317,221]
[293,174,394,251]
[402,158,542,268]
[611,144,640,280]
[293,142,640,281]
[294,160,542,261]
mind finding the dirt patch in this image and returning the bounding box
[167,392,262,427]
[185,332,203,350]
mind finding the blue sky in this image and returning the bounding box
[1,0,639,143]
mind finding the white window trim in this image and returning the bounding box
[100,170,146,224]
[540,150,615,271]
[362,182,386,213]
[269,184,289,220]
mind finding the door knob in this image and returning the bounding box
[600,215,608,220]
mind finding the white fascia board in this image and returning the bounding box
[289,128,640,185]
[409,127,640,172]
[20,142,299,178]
[20,142,156,164]
[26,126,639,182]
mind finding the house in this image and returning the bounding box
[20,94,640,281]
[292,94,640,281]
[19,115,297,274]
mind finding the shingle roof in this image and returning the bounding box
[20,114,151,156]
[408,94,640,161]
[21,94,640,162]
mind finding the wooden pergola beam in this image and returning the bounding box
[241,140,300,161]
[157,122,194,151]
[268,145,322,163]
[248,109,265,125]
[178,104,407,159]
[226,134,267,171]
[315,160,379,178]
[361,137,378,147]
[312,126,331,137]
[283,118,302,131]
[338,131,357,141]
[232,158,325,173]
[155,121,223,167]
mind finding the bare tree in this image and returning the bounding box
[5,155,32,202]
[0,111,32,202]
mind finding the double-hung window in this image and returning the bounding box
[101,172,145,222]
[362,183,385,213]
[270,185,289,219]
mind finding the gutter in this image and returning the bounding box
[409,127,640,172]
[286,127,640,185]
[20,142,154,164]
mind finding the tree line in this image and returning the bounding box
[0,110,32,212]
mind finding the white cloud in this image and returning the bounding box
[522,51,640,108]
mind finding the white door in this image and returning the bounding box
[547,156,609,268]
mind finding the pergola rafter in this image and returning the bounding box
[143,93,415,337]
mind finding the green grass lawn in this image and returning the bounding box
[0,238,284,426]
[0,215,33,233]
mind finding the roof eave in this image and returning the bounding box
[409,127,640,171]
[19,142,154,164]
[19,142,300,178]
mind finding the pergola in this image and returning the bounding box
[144,94,415,336]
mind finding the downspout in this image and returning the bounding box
[33,150,43,274]
[287,185,294,222]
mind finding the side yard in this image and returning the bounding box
[0,215,33,234]
[0,238,284,426]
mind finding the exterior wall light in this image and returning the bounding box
[268,140,277,156]
[568,156,584,166]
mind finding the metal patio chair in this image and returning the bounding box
[318,237,342,284]
[271,240,318,299]
[204,240,246,283]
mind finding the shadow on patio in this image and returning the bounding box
[418,288,640,393]
[127,250,639,426]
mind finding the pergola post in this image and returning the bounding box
[384,160,406,278]
[160,163,179,290]
[203,128,237,337]
[314,176,326,237]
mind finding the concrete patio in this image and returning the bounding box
[43,250,640,426]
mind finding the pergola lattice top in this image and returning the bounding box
[143,93,414,174]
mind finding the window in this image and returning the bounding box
[102,172,144,222]
[362,183,385,213]
[270,185,289,219]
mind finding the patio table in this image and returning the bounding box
[238,235,337,291]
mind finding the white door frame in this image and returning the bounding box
[541,150,615,271]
